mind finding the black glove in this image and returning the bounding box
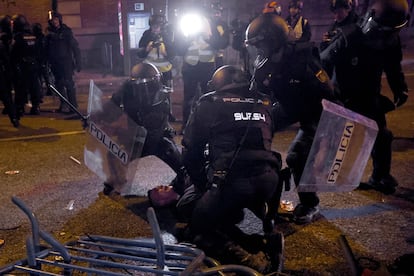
[163,126,176,138]
[394,91,408,107]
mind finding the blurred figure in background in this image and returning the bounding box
[10,14,42,116]
[285,0,312,42]
[45,11,81,114]
[31,22,50,101]
[138,14,177,122]
[175,4,229,132]
[0,14,18,127]
[209,1,230,69]
[320,0,359,51]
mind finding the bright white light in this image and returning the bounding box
[180,12,203,37]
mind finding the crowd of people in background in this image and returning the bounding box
[0,11,81,128]
[0,0,411,273]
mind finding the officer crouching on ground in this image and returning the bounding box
[100,62,185,196]
[178,65,284,273]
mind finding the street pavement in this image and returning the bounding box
[0,33,413,274]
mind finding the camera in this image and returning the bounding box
[152,35,162,48]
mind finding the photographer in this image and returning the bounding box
[138,14,176,121]
[174,5,229,131]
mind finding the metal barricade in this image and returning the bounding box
[0,196,263,276]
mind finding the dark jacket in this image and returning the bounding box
[182,86,279,187]
[45,23,81,71]
[137,26,176,61]
[10,30,39,68]
[254,42,335,128]
[319,10,359,51]
[320,25,408,119]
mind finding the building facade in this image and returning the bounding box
[1,0,361,75]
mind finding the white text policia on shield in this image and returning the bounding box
[89,122,128,164]
[327,122,355,184]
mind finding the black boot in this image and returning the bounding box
[30,106,40,115]
[103,182,114,195]
[264,232,284,272]
[10,117,19,128]
[224,241,273,274]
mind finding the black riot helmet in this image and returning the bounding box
[359,0,408,35]
[245,14,289,56]
[32,22,43,38]
[130,62,164,106]
[11,14,29,33]
[0,15,12,35]
[209,65,250,92]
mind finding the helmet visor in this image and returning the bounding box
[360,11,407,35]
[131,73,163,106]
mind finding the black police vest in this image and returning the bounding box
[203,89,277,169]
[14,32,37,64]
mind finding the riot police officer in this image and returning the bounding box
[320,0,409,194]
[0,15,19,127]
[245,14,337,224]
[10,14,42,116]
[102,62,184,196]
[45,11,81,113]
[181,65,283,273]
[320,0,359,51]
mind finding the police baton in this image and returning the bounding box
[48,84,89,128]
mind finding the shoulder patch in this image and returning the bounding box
[315,69,329,83]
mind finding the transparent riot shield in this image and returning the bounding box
[298,99,378,193]
[84,80,147,195]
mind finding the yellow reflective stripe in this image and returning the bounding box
[293,17,304,39]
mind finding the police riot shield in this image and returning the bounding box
[84,80,147,195]
[298,99,378,193]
